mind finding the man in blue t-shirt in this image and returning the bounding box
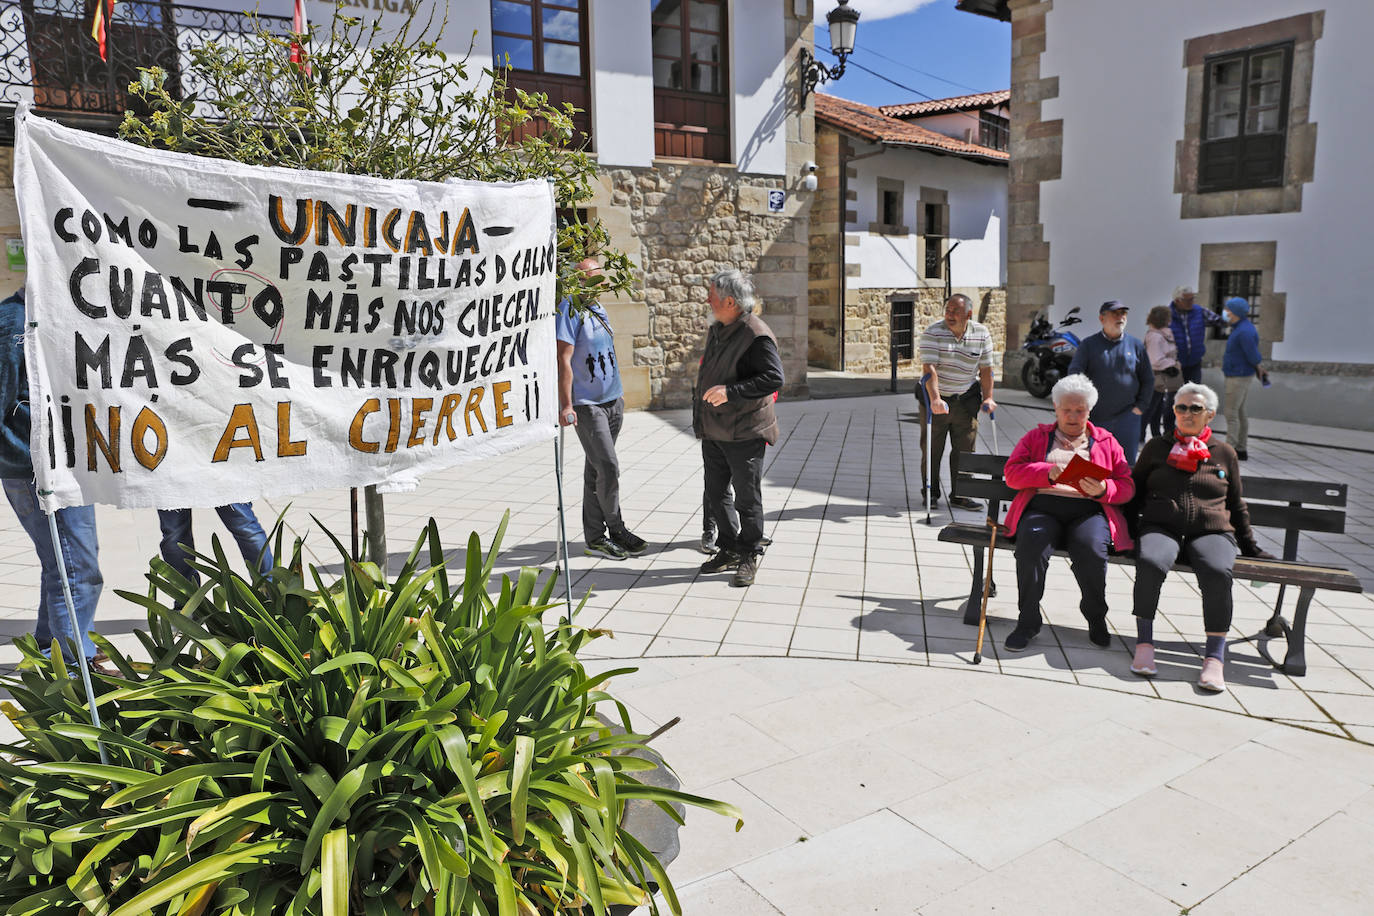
[556,258,647,561]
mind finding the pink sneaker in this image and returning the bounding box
[1130,643,1156,677]
[1198,657,1226,692]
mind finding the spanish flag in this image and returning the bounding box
[90,0,115,62]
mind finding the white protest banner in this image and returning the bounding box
[13,107,557,511]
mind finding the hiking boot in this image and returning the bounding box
[585,537,629,561]
[700,550,741,574]
[949,496,982,511]
[1130,643,1157,677]
[697,534,720,555]
[612,529,649,556]
[1004,622,1041,652]
[731,554,758,588]
[1086,616,1111,648]
[1198,657,1226,692]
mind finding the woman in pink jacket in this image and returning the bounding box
[1001,375,1136,651]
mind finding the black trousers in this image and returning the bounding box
[918,384,981,498]
[702,438,766,556]
[1013,496,1110,628]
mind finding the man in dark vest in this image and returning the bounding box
[694,269,784,587]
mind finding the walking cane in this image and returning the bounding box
[918,372,934,525]
[972,515,999,665]
[985,406,1000,455]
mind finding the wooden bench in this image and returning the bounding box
[936,453,1363,676]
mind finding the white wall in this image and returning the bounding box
[730,0,788,175]
[908,105,1009,144]
[589,0,654,167]
[846,143,1007,289]
[1037,0,1374,367]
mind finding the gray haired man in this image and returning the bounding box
[693,269,784,588]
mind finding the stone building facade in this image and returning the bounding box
[810,93,1009,378]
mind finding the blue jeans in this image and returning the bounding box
[158,503,273,584]
[2,478,102,659]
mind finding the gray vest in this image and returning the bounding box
[693,313,780,444]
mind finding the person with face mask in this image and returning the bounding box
[1066,300,1154,462]
[1220,297,1266,461]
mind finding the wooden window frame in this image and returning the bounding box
[652,0,731,162]
[923,202,946,280]
[491,0,592,148]
[1198,40,1293,193]
[890,299,915,361]
[978,110,1009,152]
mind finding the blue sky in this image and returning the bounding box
[813,0,1010,107]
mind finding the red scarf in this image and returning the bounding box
[1167,426,1212,472]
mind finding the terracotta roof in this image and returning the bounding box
[879,90,1011,119]
[814,93,1009,163]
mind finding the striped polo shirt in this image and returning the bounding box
[918,319,995,397]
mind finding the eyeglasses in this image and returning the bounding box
[1173,403,1208,415]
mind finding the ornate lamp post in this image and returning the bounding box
[800,0,861,102]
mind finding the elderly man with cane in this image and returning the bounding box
[917,294,996,513]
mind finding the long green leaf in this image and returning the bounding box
[108,839,293,916]
[321,827,349,916]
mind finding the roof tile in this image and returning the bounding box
[879,89,1011,119]
[814,93,1009,163]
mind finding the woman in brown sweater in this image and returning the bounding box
[1130,382,1271,692]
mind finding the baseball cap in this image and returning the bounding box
[1099,300,1129,314]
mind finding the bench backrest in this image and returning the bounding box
[950,455,1347,561]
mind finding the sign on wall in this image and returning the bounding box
[13,108,557,510]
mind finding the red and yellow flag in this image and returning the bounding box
[90,0,116,62]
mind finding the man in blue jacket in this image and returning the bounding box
[0,287,103,665]
[1221,297,1266,460]
[1067,300,1154,461]
[1168,285,1225,384]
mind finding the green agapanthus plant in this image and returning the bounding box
[0,516,739,915]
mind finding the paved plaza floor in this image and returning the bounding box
[2,391,1373,912]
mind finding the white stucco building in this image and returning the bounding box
[809,91,1008,375]
[959,0,1374,428]
[3,0,819,408]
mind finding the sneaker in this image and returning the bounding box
[1130,643,1157,677]
[1236,449,1249,461]
[731,554,758,588]
[1198,656,1226,692]
[700,550,741,574]
[921,490,941,509]
[697,534,720,555]
[585,537,629,561]
[1004,622,1040,652]
[1086,616,1111,648]
[759,536,773,548]
[612,529,649,556]
[949,496,982,511]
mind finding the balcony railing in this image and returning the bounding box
[1,0,292,141]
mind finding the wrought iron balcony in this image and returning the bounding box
[1,0,292,142]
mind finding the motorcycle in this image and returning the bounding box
[1020,307,1083,399]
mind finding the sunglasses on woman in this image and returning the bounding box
[1173,403,1208,415]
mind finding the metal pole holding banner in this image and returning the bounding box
[553,426,575,621]
[547,177,574,621]
[43,508,109,766]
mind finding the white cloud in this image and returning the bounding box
[813,0,940,25]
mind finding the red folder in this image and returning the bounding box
[1056,454,1113,492]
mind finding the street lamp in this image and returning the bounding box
[800,1,861,103]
